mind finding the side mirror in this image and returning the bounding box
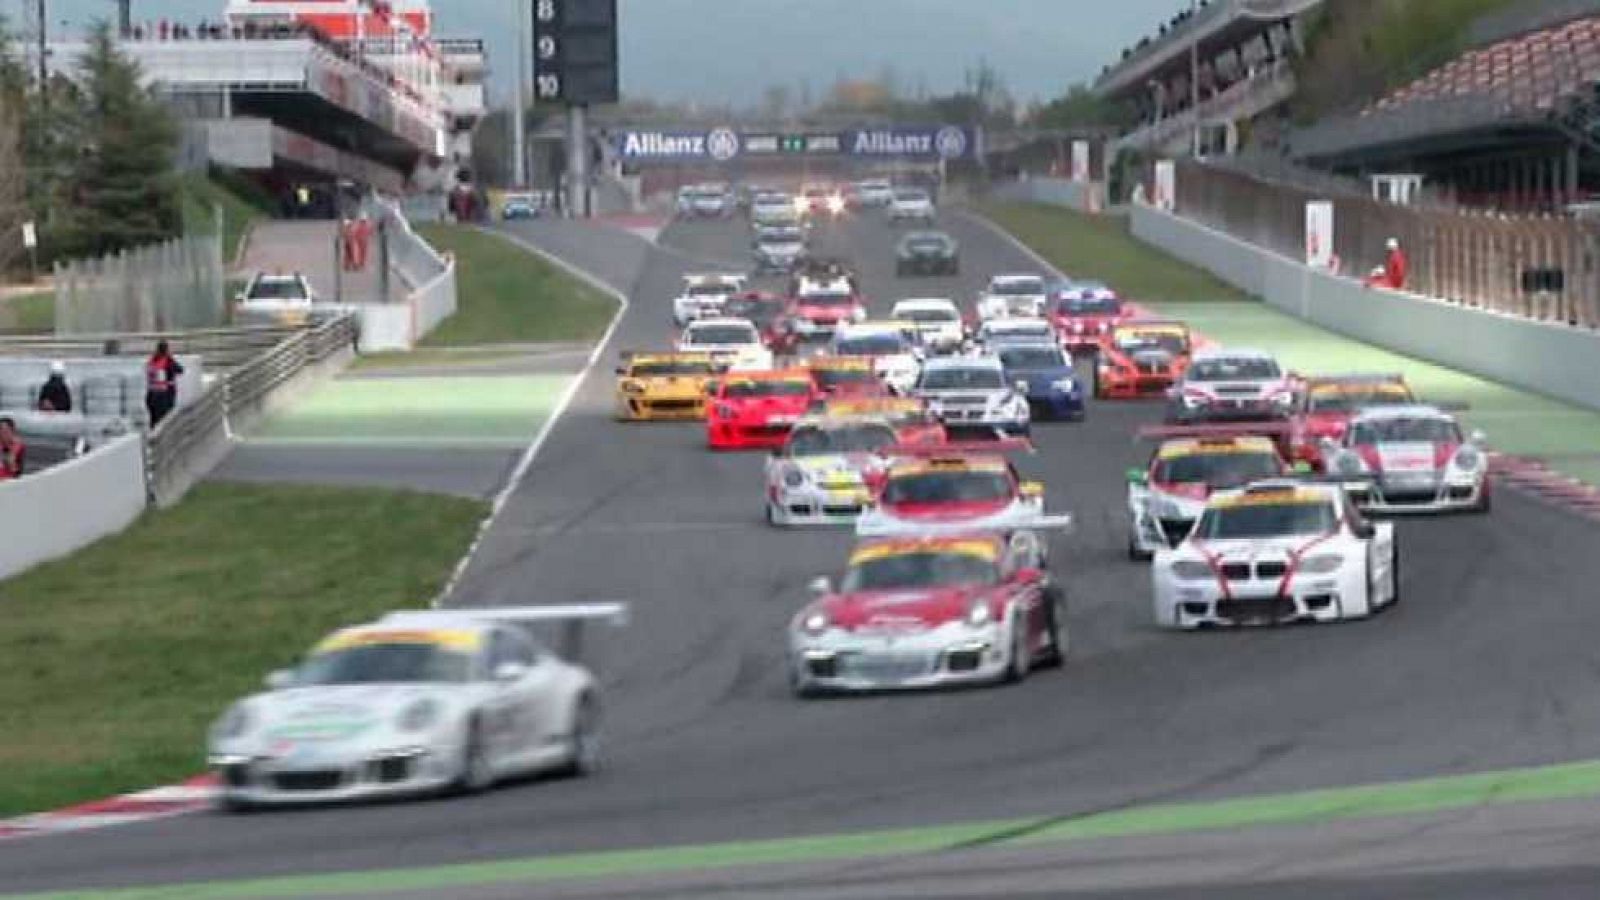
[264,669,295,691]
[1125,467,1148,485]
[1014,380,1030,395]
[493,661,529,682]
[807,576,833,597]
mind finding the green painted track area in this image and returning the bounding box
[1149,300,1600,473]
[19,758,1600,899]
[251,375,571,447]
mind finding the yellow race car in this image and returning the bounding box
[614,351,721,421]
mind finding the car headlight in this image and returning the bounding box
[1453,446,1483,471]
[213,702,252,740]
[1051,377,1077,393]
[1298,554,1344,575]
[1272,391,1295,408]
[801,611,830,634]
[827,196,846,214]
[398,699,440,733]
[1181,393,1204,409]
[783,466,808,488]
[622,381,646,395]
[965,601,993,627]
[1170,559,1213,580]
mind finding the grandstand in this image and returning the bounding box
[1294,9,1600,212]
[1093,0,1326,159]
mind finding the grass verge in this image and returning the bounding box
[0,483,486,817]
[416,224,619,347]
[1,289,54,333]
[179,173,269,266]
[975,202,1252,305]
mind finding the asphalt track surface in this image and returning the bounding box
[7,211,1600,894]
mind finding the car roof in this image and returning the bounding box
[983,318,1052,330]
[807,354,875,370]
[721,368,811,383]
[1209,481,1341,508]
[821,396,925,417]
[1303,372,1408,386]
[252,273,304,282]
[626,352,715,365]
[892,297,957,308]
[990,273,1043,283]
[889,455,1012,476]
[1157,435,1280,459]
[684,273,744,285]
[850,534,1004,564]
[687,316,759,330]
[1349,404,1453,422]
[1192,347,1277,362]
[313,623,489,655]
[1115,319,1189,334]
[922,355,1002,371]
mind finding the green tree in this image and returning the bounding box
[1032,84,1129,130]
[54,23,180,257]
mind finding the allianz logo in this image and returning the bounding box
[853,131,935,155]
[622,132,708,157]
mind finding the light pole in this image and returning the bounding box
[1189,0,1201,157]
[512,0,528,187]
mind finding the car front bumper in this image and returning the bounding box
[790,624,1011,692]
[208,744,459,806]
[1026,390,1084,421]
[1154,566,1367,628]
[768,483,871,525]
[617,394,705,420]
[1347,476,1487,514]
[708,417,798,449]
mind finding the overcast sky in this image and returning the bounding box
[44,0,1194,106]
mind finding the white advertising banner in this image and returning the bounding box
[1070,140,1090,182]
[1305,200,1335,269]
[1153,160,1176,211]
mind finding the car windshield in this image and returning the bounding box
[999,347,1066,369]
[724,298,784,323]
[993,279,1044,296]
[1189,358,1282,381]
[724,378,812,398]
[687,283,734,298]
[631,359,716,377]
[842,550,999,591]
[882,470,1013,504]
[921,367,1003,390]
[297,643,472,685]
[811,365,879,389]
[1307,385,1414,412]
[248,279,307,301]
[759,229,804,244]
[898,306,956,322]
[987,323,1052,341]
[1057,295,1121,315]
[836,334,906,355]
[1154,452,1284,487]
[895,189,930,202]
[1349,417,1460,444]
[1195,500,1337,540]
[689,190,724,202]
[1115,330,1188,354]
[799,292,855,308]
[787,423,897,455]
[905,237,949,252]
[686,325,757,344]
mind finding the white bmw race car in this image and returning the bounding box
[976,274,1049,322]
[207,605,625,808]
[1152,480,1397,628]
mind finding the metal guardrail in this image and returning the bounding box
[0,323,306,372]
[144,312,356,505]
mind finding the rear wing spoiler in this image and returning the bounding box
[381,604,629,663]
[856,512,1074,539]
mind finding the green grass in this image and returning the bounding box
[179,173,268,266]
[976,202,1252,305]
[350,349,541,371]
[0,483,485,817]
[416,224,619,347]
[2,289,54,332]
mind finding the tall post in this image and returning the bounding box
[117,0,132,38]
[36,0,47,100]
[1189,0,1200,157]
[567,104,588,218]
[512,0,529,188]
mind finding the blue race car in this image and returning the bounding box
[997,343,1084,421]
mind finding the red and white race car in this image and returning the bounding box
[856,444,1071,535]
[705,369,820,450]
[787,530,1067,694]
[788,274,867,340]
[1050,281,1125,351]
[1323,405,1490,513]
[1287,373,1417,470]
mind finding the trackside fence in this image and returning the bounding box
[1174,160,1600,328]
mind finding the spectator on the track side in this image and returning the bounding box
[1364,237,1408,291]
[0,417,25,480]
[145,340,185,427]
[37,361,73,413]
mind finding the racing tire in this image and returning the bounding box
[1474,484,1492,514]
[1091,366,1103,400]
[1037,587,1068,668]
[560,693,601,777]
[1003,613,1032,684]
[454,718,495,794]
[787,661,819,699]
[217,795,256,814]
[1386,541,1401,608]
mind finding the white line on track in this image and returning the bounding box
[433,227,632,607]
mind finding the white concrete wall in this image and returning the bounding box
[991,177,1104,213]
[412,259,458,339]
[1130,203,1600,412]
[0,433,146,580]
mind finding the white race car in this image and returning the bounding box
[677,317,774,371]
[207,605,626,808]
[886,186,936,224]
[672,273,747,327]
[976,274,1049,322]
[974,317,1061,352]
[764,416,899,526]
[1323,405,1490,513]
[1152,480,1397,628]
[235,272,316,323]
[1166,347,1296,424]
[890,298,965,353]
[832,321,923,394]
[1126,428,1293,558]
[914,355,1031,436]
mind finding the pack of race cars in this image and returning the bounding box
[622,203,1493,692]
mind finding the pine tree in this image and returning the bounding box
[55,23,180,257]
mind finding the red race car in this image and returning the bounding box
[787,273,866,341]
[805,355,883,397]
[723,291,795,354]
[812,395,947,446]
[1050,281,1126,351]
[856,443,1071,535]
[1093,319,1193,400]
[1287,373,1417,470]
[706,368,819,450]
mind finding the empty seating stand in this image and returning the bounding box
[1371,16,1600,117]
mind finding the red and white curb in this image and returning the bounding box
[1492,454,1600,520]
[0,776,217,841]
[596,213,667,243]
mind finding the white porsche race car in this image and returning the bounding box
[677,317,774,371]
[765,416,899,526]
[1152,480,1398,628]
[207,605,626,808]
[672,273,747,327]
[1322,405,1491,514]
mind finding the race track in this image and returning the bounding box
[6,211,1600,894]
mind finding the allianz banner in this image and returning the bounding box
[612,125,982,162]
